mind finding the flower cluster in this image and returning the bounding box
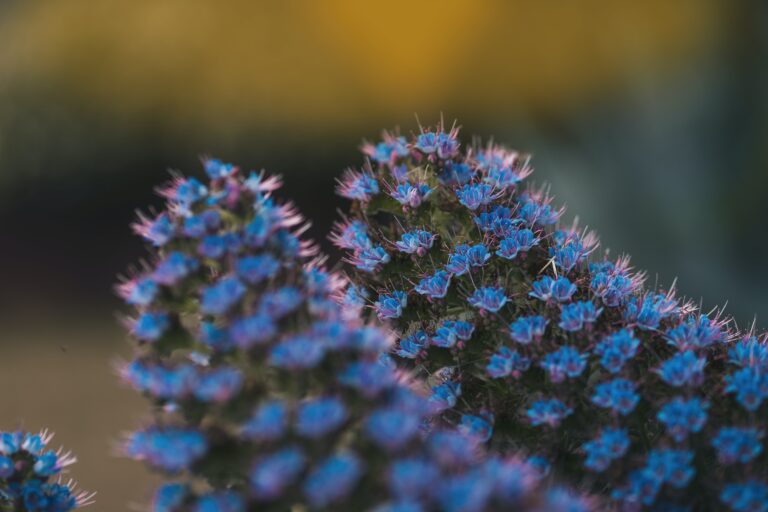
[335,123,768,510]
[121,161,593,511]
[0,431,92,511]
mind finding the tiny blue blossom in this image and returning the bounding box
[711,427,763,464]
[200,277,246,315]
[485,347,530,379]
[467,287,508,313]
[527,399,573,427]
[456,184,498,211]
[593,329,640,373]
[414,270,452,299]
[303,454,362,508]
[657,396,709,442]
[395,230,436,256]
[540,346,587,383]
[295,397,348,438]
[592,378,640,415]
[720,481,768,512]
[583,428,630,472]
[374,291,408,320]
[656,351,706,388]
[509,315,548,344]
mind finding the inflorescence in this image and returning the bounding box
[334,122,768,511]
[119,159,593,511]
[0,431,93,511]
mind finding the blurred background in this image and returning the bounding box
[1,0,767,509]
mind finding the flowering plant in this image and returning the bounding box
[335,123,768,511]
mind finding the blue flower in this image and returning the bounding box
[374,291,408,320]
[259,287,304,318]
[445,245,472,275]
[456,184,498,210]
[153,251,199,285]
[338,361,397,397]
[645,449,694,489]
[711,427,763,464]
[540,346,587,383]
[125,427,207,473]
[428,381,461,413]
[132,312,170,341]
[725,367,767,411]
[229,313,276,348]
[414,132,439,153]
[558,301,602,332]
[485,347,530,379]
[193,492,245,512]
[666,314,724,350]
[458,413,494,442]
[656,351,706,388]
[517,197,561,226]
[295,397,348,438]
[119,277,159,306]
[364,408,421,450]
[250,446,305,500]
[236,255,280,284]
[194,367,243,403]
[331,220,373,251]
[387,458,439,499]
[509,315,548,344]
[551,277,577,302]
[591,378,640,415]
[203,158,235,179]
[414,270,452,299]
[439,161,474,186]
[352,246,391,272]
[582,428,630,472]
[395,230,436,255]
[526,399,572,427]
[432,320,474,348]
[529,276,555,301]
[624,293,678,330]
[720,481,768,512]
[657,397,709,442]
[466,244,491,267]
[303,454,362,508]
[396,331,429,359]
[337,170,380,202]
[474,205,512,232]
[389,182,432,209]
[468,287,508,313]
[728,336,768,369]
[241,401,288,442]
[134,212,175,246]
[200,277,246,315]
[594,329,640,373]
[269,335,326,370]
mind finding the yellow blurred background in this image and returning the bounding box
[1,1,766,510]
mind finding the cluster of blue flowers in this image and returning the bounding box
[0,431,92,511]
[335,123,768,510]
[121,160,593,511]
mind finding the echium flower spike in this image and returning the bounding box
[335,121,768,510]
[0,430,94,511]
[121,159,593,511]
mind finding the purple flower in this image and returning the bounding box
[374,290,408,319]
[468,287,508,313]
[712,427,763,464]
[295,397,348,438]
[656,350,706,388]
[509,315,548,344]
[303,454,362,508]
[540,346,587,383]
[485,347,530,379]
[395,230,436,255]
[592,378,639,415]
[657,396,709,442]
[414,270,451,299]
[526,399,572,427]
